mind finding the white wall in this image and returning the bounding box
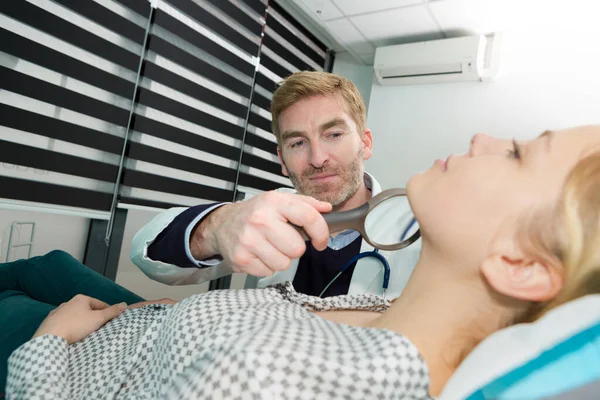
[0,209,89,262]
[332,52,375,110]
[365,6,600,189]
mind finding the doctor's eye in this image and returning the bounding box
[290,140,306,149]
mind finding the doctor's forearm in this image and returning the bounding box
[189,204,230,261]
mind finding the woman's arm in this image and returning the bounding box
[5,295,126,398]
[6,335,70,399]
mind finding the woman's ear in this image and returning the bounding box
[481,250,563,302]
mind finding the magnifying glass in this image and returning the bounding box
[295,188,420,251]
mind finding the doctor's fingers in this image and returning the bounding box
[230,249,278,277]
[263,222,308,260]
[246,238,293,272]
[276,200,329,251]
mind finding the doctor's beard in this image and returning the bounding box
[287,147,364,210]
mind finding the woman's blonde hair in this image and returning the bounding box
[270,71,367,144]
[517,148,600,323]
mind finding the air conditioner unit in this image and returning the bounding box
[374,34,498,85]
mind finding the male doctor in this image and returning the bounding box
[131,71,420,299]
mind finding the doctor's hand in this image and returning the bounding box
[191,191,332,276]
[32,295,127,345]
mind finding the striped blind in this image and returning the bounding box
[238,0,332,197]
[0,0,150,218]
[119,0,263,210]
[0,0,333,218]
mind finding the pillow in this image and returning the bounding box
[439,294,600,400]
[544,377,600,399]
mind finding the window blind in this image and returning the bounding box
[0,0,150,217]
[236,0,332,197]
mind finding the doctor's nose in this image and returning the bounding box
[469,133,512,157]
[309,143,329,169]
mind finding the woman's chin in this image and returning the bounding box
[405,173,422,198]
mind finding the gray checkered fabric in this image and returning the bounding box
[6,283,432,399]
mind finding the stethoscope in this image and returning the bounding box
[293,188,421,300]
[318,217,418,300]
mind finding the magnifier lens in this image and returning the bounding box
[364,196,415,246]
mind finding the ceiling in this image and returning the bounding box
[283,0,526,65]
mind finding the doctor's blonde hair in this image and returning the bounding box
[270,71,367,145]
[517,144,600,323]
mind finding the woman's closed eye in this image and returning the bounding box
[507,139,522,160]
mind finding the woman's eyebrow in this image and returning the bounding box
[537,130,554,152]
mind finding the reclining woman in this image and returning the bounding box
[4,125,600,399]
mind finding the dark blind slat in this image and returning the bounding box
[249,112,272,133]
[127,142,237,182]
[119,196,182,210]
[252,92,272,111]
[245,133,277,154]
[263,35,315,72]
[143,62,247,119]
[238,172,291,192]
[168,0,259,55]
[53,0,147,45]
[0,66,130,127]
[0,177,112,211]
[261,53,294,80]
[114,0,151,18]
[136,88,244,141]
[0,1,139,71]
[241,0,267,16]
[270,1,327,52]
[242,152,281,176]
[0,141,118,183]
[0,28,134,99]
[130,115,240,161]
[122,170,233,202]
[255,71,278,93]
[153,10,254,77]
[266,16,325,66]
[147,35,251,97]
[0,104,124,155]
[205,0,263,37]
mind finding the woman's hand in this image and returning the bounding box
[33,294,127,344]
[127,298,177,309]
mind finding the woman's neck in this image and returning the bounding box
[367,249,506,396]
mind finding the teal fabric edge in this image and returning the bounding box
[466,321,600,400]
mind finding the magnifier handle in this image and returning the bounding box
[292,224,310,241]
[291,203,369,241]
[322,203,368,234]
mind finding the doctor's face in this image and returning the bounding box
[407,126,600,263]
[277,95,373,208]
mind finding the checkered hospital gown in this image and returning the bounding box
[6,282,432,399]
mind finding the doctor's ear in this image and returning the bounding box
[277,147,289,177]
[480,252,563,302]
[361,129,373,160]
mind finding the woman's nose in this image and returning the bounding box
[469,133,510,157]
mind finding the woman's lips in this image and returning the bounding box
[435,155,452,172]
[435,159,447,172]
